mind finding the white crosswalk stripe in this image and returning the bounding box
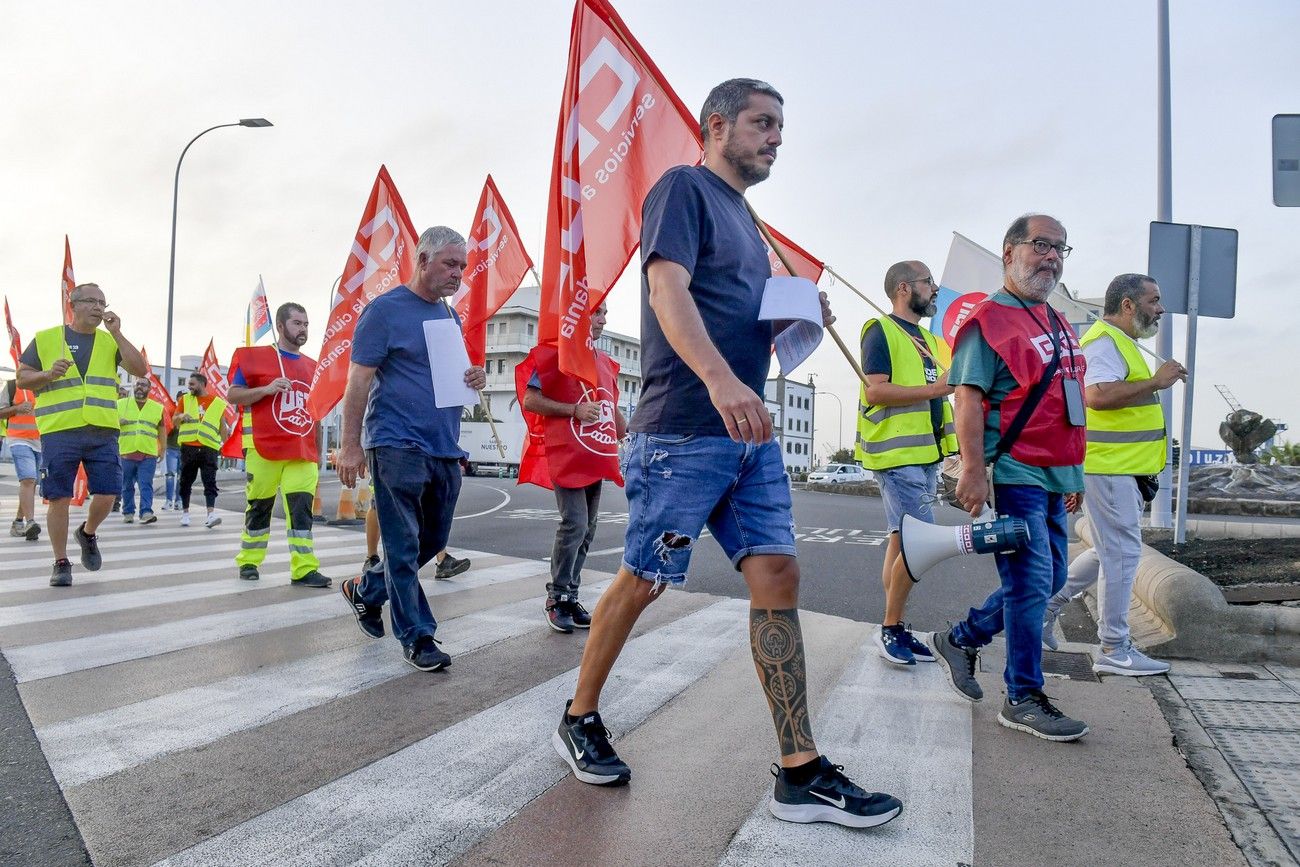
[0,495,974,866]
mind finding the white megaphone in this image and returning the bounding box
[899,511,1032,581]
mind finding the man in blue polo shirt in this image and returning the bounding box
[336,226,486,673]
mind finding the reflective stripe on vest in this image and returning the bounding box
[853,317,958,471]
[180,393,229,450]
[32,327,120,435]
[117,397,164,456]
[1079,320,1167,475]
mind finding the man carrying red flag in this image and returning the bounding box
[553,78,902,830]
[173,371,230,529]
[518,300,625,633]
[227,302,330,588]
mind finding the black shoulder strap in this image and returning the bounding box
[991,308,1063,463]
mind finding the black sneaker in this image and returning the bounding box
[50,559,73,587]
[23,521,41,542]
[435,553,470,580]
[545,599,575,633]
[566,600,592,629]
[404,635,451,671]
[552,700,631,786]
[74,523,102,571]
[291,571,332,589]
[997,690,1089,742]
[931,627,983,702]
[769,757,903,828]
[361,554,381,574]
[238,564,260,581]
[340,576,384,639]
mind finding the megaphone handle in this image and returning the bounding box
[986,464,997,514]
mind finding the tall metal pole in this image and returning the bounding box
[1174,228,1201,544]
[1151,0,1176,528]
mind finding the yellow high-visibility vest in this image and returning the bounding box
[33,327,120,435]
[854,317,957,471]
[118,397,164,456]
[179,393,229,450]
[1080,319,1167,475]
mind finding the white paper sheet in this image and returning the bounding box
[758,276,824,375]
[423,318,480,409]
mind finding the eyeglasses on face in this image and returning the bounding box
[904,276,936,287]
[71,298,107,308]
[1016,239,1072,259]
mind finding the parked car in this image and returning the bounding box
[807,463,869,485]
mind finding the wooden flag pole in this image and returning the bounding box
[822,264,947,374]
[480,391,507,459]
[743,201,872,391]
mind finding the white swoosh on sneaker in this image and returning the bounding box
[574,749,585,761]
[1106,655,1134,668]
[810,791,846,809]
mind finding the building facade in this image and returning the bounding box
[765,374,814,474]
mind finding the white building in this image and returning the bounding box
[765,374,814,474]
[478,285,641,423]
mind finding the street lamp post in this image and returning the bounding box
[808,374,844,461]
[163,118,273,395]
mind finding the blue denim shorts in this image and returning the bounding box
[621,432,796,586]
[877,462,939,532]
[40,427,122,499]
[9,442,40,481]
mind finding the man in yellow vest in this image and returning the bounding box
[1042,273,1185,675]
[2,379,42,540]
[856,260,958,665]
[117,377,166,526]
[173,372,230,528]
[16,282,148,586]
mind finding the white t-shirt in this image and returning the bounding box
[1082,334,1129,387]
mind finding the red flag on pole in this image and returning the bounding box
[199,340,238,427]
[764,224,824,283]
[4,296,21,369]
[454,175,535,367]
[538,0,703,386]
[307,166,419,419]
[139,348,177,434]
[61,236,75,326]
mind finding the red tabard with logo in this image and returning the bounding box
[519,344,623,489]
[958,299,1087,467]
[230,346,319,462]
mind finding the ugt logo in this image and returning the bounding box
[571,385,619,457]
[273,381,314,436]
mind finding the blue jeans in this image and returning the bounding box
[164,446,180,502]
[620,433,796,586]
[951,484,1068,702]
[121,456,158,516]
[357,447,461,647]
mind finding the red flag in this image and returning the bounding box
[513,350,553,489]
[307,166,419,418]
[764,224,824,283]
[139,348,177,434]
[61,236,75,326]
[199,340,238,429]
[4,296,21,369]
[538,0,702,386]
[454,175,534,367]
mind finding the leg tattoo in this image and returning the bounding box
[750,608,815,756]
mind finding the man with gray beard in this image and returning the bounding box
[1041,274,1184,676]
[929,214,1091,742]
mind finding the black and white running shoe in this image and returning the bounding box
[552,700,631,786]
[768,757,903,828]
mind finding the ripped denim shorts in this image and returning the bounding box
[620,432,797,587]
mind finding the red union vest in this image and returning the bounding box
[519,344,623,489]
[229,346,319,462]
[958,296,1087,468]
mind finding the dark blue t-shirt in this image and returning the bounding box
[20,327,121,378]
[861,315,945,438]
[630,165,774,436]
[350,286,466,459]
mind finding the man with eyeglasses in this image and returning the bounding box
[16,283,148,586]
[855,261,957,666]
[929,214,1091,742]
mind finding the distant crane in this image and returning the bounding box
[1214,384,1242,413]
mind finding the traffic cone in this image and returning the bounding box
[329,485,362,526]
[312,483,325,522]
[354,484,371,516]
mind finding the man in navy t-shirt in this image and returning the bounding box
[552,78,902,831]
[335,226,486,673]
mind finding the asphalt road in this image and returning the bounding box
[226,473,1002,629]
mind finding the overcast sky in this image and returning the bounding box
[3,0,1297,449]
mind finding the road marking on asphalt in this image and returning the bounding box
[152,597,747,867]
[719,632,974,866]
[453,482,512,520]
[584,546,625,557]
[38,581,610,789]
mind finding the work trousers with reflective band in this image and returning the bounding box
[235,448,320,579]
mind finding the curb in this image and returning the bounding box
[1077,518,1300,665]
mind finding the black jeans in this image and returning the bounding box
[178,444,219,509]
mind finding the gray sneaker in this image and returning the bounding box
[1041,606,1061,652]
[1093,641,1171,676]
[997,691,1088,742]
[931,628,983,702]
